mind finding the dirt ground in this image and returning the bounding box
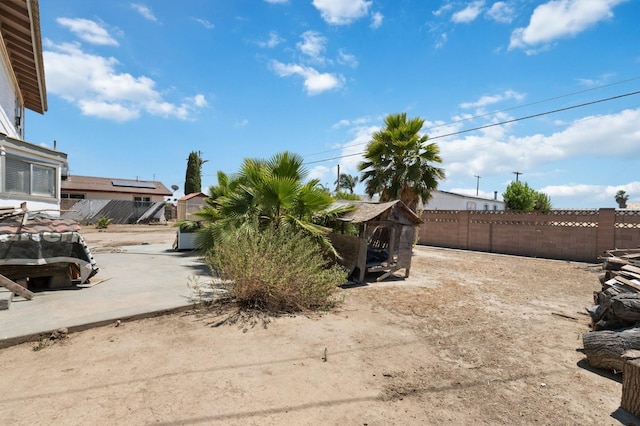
[0,224,633,425]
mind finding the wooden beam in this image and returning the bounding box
[0,273,35,300]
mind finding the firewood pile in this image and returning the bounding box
[582,249,640,418]
[587,249,640,332]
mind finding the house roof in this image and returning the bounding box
[61,175,172,196]
[339,200,423,225]
[0,0,47,114]
[436,190,503,203]
[178,192,207,201]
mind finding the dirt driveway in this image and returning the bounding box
[0,224,630,425]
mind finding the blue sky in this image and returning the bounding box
[25,0,640,208]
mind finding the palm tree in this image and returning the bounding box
[615,190,629,208]
[358,112,445,212]
[336,173,358,193]
[193,151,352,253]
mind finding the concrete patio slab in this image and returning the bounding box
[0,244,210,348]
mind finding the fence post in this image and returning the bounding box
[596,208,616,259]
[458,210,470,249]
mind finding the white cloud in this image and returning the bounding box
[433,3,454,17]
[452,1,485,23]
[370,12,384,29]
[439,107,640,181]
[131,3,158,22]
[337,49,358,67]
[486,1,516,23]
[577,72,615,86]
[258,31,284,48]
[308,165,331,183]
[339,125,379,172]
[509,0,626,51]
[331,116,371,129]
[541,181,640,205]
[56,18,118,46]
[234,118,249,127]
[312,0,372,25]
[43,41,206,122]
[459,90,525,109]
[193,18,214,29]
[297,31,327,62]
[270,60,344,95]
[435,32,448,49]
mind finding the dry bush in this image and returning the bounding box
[207,227,347,313]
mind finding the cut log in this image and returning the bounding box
[583,328,640,371]
[0,273,35,300]
[610,294,640,323]
[622,358,640,418]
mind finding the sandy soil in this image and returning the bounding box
[0,224,631,425]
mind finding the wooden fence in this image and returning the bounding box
[418,208,640,263]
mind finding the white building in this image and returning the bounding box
[0,0,67,215]
[423,190,506,211]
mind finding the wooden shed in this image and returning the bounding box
[329,200,422,283]
[177,192,207,221]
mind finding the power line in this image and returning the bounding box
[301,75,640,160]
[303,89,640,165]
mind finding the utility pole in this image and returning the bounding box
[336,164,340,193]
[513,171,522,182]
[474,175,481,196]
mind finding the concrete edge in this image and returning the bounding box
[0,303,198,350]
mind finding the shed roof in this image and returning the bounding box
[339,200,422,224]
[0,0,47,114]
[178,192,207,201]
[61,175,172,196]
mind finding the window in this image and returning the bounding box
[466,201,476,210]
[483,204,489,211]
[4,156,56,197]
[134,196,152,208]
[62,193,85,200]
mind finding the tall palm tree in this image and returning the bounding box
[336,173,358,193]
[358,113,445,212]
[193,151,352,253]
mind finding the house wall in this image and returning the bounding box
[0,136,64,215]
[418,209,640,263]
[425,191,504,211]
[62,190,167,202]
[0,36,20,139]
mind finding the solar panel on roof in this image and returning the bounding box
[111,180,156,189]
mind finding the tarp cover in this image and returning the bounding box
[0,216,98,283]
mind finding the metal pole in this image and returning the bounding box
[474,175,480,196]
[336,164,340,193]
[513,171,522,182]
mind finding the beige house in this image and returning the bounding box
[61,175,172,211]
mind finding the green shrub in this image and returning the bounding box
[207,227,347,313]
[95,217,113,229]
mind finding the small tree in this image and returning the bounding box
[533,191,552,213]
[615,190,629,209]
[184,151,207,195]
[503,181,552,212]
[503,181,535,211]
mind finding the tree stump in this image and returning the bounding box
[622,357,640,417]
[582,328,640,371]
